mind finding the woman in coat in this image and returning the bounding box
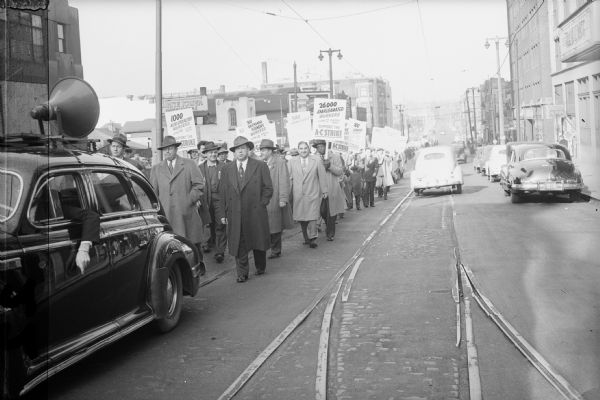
[289,141,328,248]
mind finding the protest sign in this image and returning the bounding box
[313,99,347,140]
[346,119,367,151]
[164,108,197,157]
[331,141,349,156]
[285,111,312,149]
[236,115,277,148]
[371,126,408,153]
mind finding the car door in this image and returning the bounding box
[87,169,152,326]
[22,170,115,365]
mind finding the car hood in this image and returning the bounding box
[515,158,576,180]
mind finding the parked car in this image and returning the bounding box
[453,142,467,164]
[410,145,464,195]
[500,142,583,203]
[472,147,484,173]
[479,145,493,176]
[484,145,506,182]
[0,78,204,399]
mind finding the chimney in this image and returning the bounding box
[200,87,207,96]
[261,61,268,85]
[219,85,226,93]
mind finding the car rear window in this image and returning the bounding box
[423,153,446,160]
[523,147,566,160]
[0,171,23,222]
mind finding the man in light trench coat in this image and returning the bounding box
[289,141,328,248]
[215,136,273,282]
[259,139,294,259]
[150,135,206,274]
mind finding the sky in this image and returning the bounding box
[70,0,510,104]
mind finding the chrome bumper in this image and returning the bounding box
[512,182,583,191]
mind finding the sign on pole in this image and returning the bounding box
[236,115,277,148]
[164,108,197,157]
[312,99,347,141]
[286,111,312,149]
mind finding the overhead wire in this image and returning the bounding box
[309,0,415,21]
[184,0,262,82]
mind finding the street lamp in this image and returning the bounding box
[485,36,508,144]
[318,48,343,98]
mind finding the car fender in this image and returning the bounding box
[146,232,200,319]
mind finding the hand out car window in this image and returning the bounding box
[29,173,83,224]
[0,171,23,222]
[130,176,159,211]
[90,171,133,214]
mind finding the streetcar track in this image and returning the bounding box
[216,190,414,400]
[448,194,585,400]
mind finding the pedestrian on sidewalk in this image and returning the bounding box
[378,149,395,200]
[349,165,363,209]
[313,140,347,241]
[150,135,206,273]
[198,142,228,263]
[362,148,379,208]
[289,141,328,248]
[215,136,273,283]
[260,139,294,259]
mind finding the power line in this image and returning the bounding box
[310,0,415,21]
[185,0,262,82]
[220,1,300,20]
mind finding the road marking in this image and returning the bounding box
[216,189,414,400]
[341,257,365,302]
[461,263,584,400]
[315,279,343,400]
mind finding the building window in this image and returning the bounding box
[9,11,44,62]
[228,108,237,130]
[554,39,562,72]
[57,23,65,53]
[554,84,563,105]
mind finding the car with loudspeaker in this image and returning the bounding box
[0,78,204,399]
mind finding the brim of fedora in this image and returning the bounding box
[229,142,254,152]
[157,142,182,150]
[202,146,221,153]
[107,139,128,147]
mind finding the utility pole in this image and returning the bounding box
[485,36,508,144]
[293,61,298,112]
[465,89,473,145]
[514,36,521,141]
[471,87,478,142]
[318,48,343,98]
[154,0,162,164]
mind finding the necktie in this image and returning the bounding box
[168,161,173,174]
[238,163,244,182]
[302,158,307,172]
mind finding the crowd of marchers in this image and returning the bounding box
[105,132,406,283]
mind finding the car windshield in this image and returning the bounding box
[0,171,23,222]
[522,147,566,161]
[416,151,452,171]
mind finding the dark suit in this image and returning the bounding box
[362,157,379,207]
[215,157,273,278]
[198,161,227,255]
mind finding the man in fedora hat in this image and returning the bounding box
[198,141,228,263]
[214,136,273,282]
[150,136,206,272]
[313,139,346,241]
[259,138,293,259]
[217,146,230,164]
[107,132,144,171]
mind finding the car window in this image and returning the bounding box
[90,171,134,214]
[130,176,159,211]
[0,171,23,222]
[522,147,566,161]
[29,173,84,225]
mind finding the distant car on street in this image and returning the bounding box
[500,142,583,203]
[411,145,464,195]
[479,145,493,176]
[484,145,506,182]
[452,142,467,164]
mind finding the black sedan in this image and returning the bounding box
[500,142,584,203]
[0,142,204,398]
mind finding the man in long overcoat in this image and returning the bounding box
[259,139,294,259]
[362,148,379,207]
[313,140,347,241]
[150,136,206,265]
[198,142,227,263]
[289,141,328,248]
[215,136,273,282]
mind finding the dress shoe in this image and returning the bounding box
[370,204,375,207]
[309,240,318,248]
[215,253,224,263]
[303,240,310,245]
[357,206,361,210]
[268,252,281,259]
[254,270,265,276]
[202,246,211,253]
[327,236,334,241]
[236,276,248,283]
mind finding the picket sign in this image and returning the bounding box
[164,108,197,157]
